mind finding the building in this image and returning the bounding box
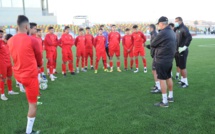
[0,0,57,26]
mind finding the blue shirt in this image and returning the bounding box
[102,31,108,48]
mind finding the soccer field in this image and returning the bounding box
[1,39,215,134]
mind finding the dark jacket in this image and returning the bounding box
[175,23,192,52]
[151,26,176,63]
[146,30,157,58]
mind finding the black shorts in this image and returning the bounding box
[175,52,180,67]
[178,49,188,70]
[152,58,156,70]
[155,62,172,80]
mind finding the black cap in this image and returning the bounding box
[156,16,168,24]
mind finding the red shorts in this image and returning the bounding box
[76,49,85,57]
[124,50,133,58]
[134,48,145,57]
[17,77,39,103]
[96,51,107,61]
[6,65,12,77]
[46,50,55,59]
[0,63,6,78]
[62,50,73,62]
[85,49,93,57]
[109,49,120,57]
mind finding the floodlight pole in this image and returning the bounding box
[22,0,26,15]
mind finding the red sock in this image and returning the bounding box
[1,81,5,94]
[130,59,134,69]
[40,67,44,73]
[68,62,74,72]
[103,60,107,69]
[85,57,88,67]
[7,79,12,91]
[117,61,120,68]
[142,58,147,67]
[124,59,127,69]
[62,64,66,73]
[76,58,80,68]
[90,56,93,67]
[110,61,113,68]
[95,59,99,70]
[50,67,53,74]
[135,59,139,68]
[81,57,84,68]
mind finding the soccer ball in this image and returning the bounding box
[39,82,48,90]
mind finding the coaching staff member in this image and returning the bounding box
[151,16,176,107]
[175,17,192,88]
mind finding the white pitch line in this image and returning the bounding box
[198,44,215,47]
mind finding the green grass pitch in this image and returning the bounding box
[0,39,215,134]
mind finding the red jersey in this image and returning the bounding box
[122,35,133,50]
[2,41,12,66]
[94,35,106,53]
[61,33,74,50]
[32,34,43,54]
[44,33,58,52]
[85,34,94,49]
[75,35,85,50]
[132,31,146,49]
[0,39,6,65]
[108,32,121,50]
[8,33,42,78]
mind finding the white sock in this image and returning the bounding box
[155,81,161,90]
[50,74,54,77]
[16,80,19,85]
[168,91,173,98]
[76,67,79,71]
[42,72,45,75]
[171,72,173,76]
[181,76,183,82]
[38,74,41,80]
[1,94,5,97]
[184,78,188,85]
[117,67,120,69]
[47,69,50,73]
[53,69,56,73]
[111,67,113,70]
[91,65,93,67]
[162,94,168,104]
[176,72,180,77]
[26,117,35,134]
[144,67,147,69]
[136,68,139,70]
[19,84,24,90]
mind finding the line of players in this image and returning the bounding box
[42,24,148,81]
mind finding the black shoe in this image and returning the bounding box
[84,67,88,70]
[54,71,58,74]
[180,82,188,88]
[63,73,66,77]
[151,87,161,94]
[168,98,174,102]
[124,68,128,71]
[177,81,182,85]
[154,102,169,107]
[175,76,179,80]
[71,72,75,75]
[91,67,94,70]
[130,68,133,71]
[151,85,157,90]
[26,130,41,134]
